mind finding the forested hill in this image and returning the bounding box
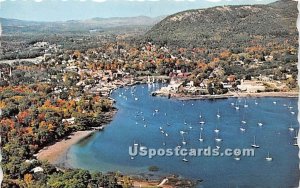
[144,0,298,49]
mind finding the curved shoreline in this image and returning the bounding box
[154,91,298,100]
[36,110,117,166]
[37,130,95,165]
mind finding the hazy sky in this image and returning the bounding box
[0,0,278,22]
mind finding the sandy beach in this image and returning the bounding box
[37,130,95,165]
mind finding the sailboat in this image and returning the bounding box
[289,124,295,131]
[234,155,241,161]
[235,100,240,110]
[294,130,298,139]
[244,100,248,108]
[254,100,258,105]
[240,126,246,132]
[199,118,205,125]
[216,109,221,118]
[180,131,187,145]
[214,124,220,133]
[199,111,205,125]
[182,156,189,162]
[182,135,187,145]
[265,152,273,161]
[293,139,298,146]
[184,119,187,125]
[199,130,204,142]
[251,136,260,148]
[257,122,263,127]
[215,132,222,142]
[241,111,247,124]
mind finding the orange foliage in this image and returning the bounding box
[1,118,15,129]
[220,50,231,60]
[17,110,29,124]
[38,113,46,121]
[56,99,66,107]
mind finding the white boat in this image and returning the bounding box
[244,100,248,108]
[199,131,204,142]
[182,157,188,162]
[265,152,273,161]
[241,120,247,124]
[294,131,298,139]
[235,100,240,110]
[289,126,295,132]
[131,156,135,160]
[251,136,260,148]
[240,127,246,132]
[199,120,205,124]
[215,133,222,142]
[234,157,241,161]
[182,133,187,145]
[165,133,169,137]
[217,109,221,118]
[273,101,277,104]
[257,122,263,127]
[214,128,220,133]
[293,140,298,146]
[135,97,138,101]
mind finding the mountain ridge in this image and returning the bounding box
[144,0,298,48]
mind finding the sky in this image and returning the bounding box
[0,0,278,22]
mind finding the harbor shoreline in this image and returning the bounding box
[153,91,298,100]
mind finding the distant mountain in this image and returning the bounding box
[0,16,165,34]
[144,0,298,48]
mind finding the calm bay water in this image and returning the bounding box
[67,84,299,187]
